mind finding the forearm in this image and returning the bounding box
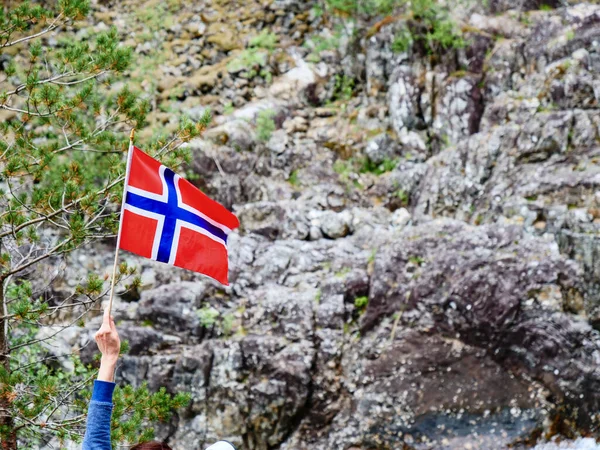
[84,308,120,449]
[97,356,118,382]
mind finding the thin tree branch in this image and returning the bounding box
[0,14,64,49]
[10,303,89,351]
[2,238,72,280]
[4,71,74,97]
[0,104,58,117]
[51,71,107,86]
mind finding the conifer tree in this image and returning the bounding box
[0,1,210,448]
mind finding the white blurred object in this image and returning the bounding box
[206,441,237,450]
[534,439,600,450]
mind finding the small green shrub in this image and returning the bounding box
[198,304,220,328]
[354,296,369,309]
[393,0,464,54]
[304,32,341,62]
[519,13,532,26]
[223,102,234,115]
[395,189,409,205]
[336,266,351,278]
[288,169,300,186]
[424,16,464,52]
[332,74,355,101]
[256,109,276,142]
[227,48,268,73]
[312,4,325,18]
[565,30,575,41]
[391,29,412,53]
[333,159,353,176]
[227,30,277,82]
[368,248,377,264]
[250,29,278,50]
[360,157,397,175]
[326,0,399,15]
[408,255,425,265]
[222,313,235,335]
[259,68,273,83]
[323,0,463,55]
[326,0,359,13]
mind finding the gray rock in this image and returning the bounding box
[204,119,256,151]
[415,111,600,228]
[487,0,562,13]
[388,66,422,135]
[114,216,600,449]
[432,74,484,141]
[370,161,428,211]
[266,129,289,155]
[36,326,83,372]
[319,210,353,239]
[365,133,400,165]
[137,281,209,338]
[391,207,411,228]
[118,326,181,356]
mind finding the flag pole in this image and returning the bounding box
[107,129,135,315]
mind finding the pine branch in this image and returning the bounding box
[1,258,136,322]
[0,104,59,117]
[0,134,187,242]
[4,72,75,97]
[0,13,64,49]
[37,373,96,426]
[10,304,90,351]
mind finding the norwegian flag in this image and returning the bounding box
[117,146,239,285]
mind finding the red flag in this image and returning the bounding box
[117,146,239,285]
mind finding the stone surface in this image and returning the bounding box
[72,217,600,449]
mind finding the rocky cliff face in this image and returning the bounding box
[61,0,600,448]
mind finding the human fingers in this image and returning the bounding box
[96,321,110,333]
[103,307,111,325]
[95,328,107,339]
[94,331,105,348]
[95,322,111,340]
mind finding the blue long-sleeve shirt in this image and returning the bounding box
[82,380,238,450]
[83,380,116,450]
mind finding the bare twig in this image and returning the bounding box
[10,304,90,351]
[2,238,72,280]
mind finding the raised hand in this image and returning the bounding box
[94,308,121,382]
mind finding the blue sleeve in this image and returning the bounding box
[82,380,116,450]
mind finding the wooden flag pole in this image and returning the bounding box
[107,129,135,315]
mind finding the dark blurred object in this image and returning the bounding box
[488,0,565,13]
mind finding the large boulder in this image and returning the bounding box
[366,220,600,433]
[137,282,211,339]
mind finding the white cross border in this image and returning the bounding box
[123,165,231,261]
